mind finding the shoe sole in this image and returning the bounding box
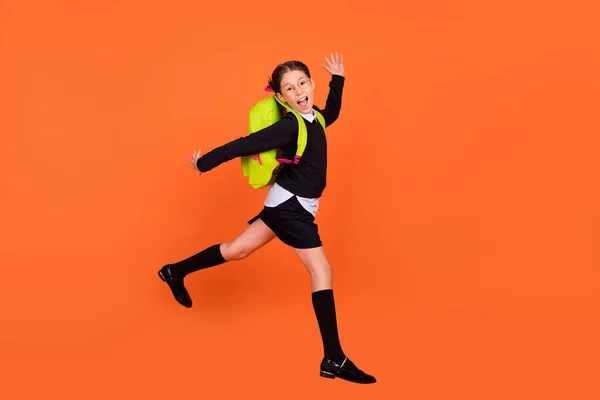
[320,370,376,384]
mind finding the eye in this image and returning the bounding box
[285,87,293,94]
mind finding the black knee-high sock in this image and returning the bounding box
[312,289,345,363]
[169,244,227,279]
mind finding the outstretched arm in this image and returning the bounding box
[190,115,298,174]
[319,52,346,127]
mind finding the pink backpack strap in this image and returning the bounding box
[275,155,301,171]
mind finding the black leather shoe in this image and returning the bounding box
[319,356,376,384]
[158,265,192,308]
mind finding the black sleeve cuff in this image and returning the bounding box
[197,158,208,173]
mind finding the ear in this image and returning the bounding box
[276,93,287,103]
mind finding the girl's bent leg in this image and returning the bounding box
[169,218,276,278]
[158,218,276,308]
[220,218,276,261]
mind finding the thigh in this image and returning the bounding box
[221,217,277,260]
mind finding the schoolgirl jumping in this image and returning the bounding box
[158,52,376,384]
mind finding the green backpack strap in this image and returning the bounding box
[315,110,326,130]
[273,98,327,168]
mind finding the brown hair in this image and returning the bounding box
[267,60,311,94]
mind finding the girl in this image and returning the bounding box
[158,52,376,384]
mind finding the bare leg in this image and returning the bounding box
[220,218,276,261]
[293,246,333,292]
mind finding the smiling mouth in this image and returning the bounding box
[298,96,308,107]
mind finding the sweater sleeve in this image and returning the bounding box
[196,114,298,173]
[317,75,345,127]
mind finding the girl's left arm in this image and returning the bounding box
[319,52,346,127]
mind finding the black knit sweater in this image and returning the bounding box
[197,75,345,198]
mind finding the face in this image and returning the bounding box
[276,69,316,114]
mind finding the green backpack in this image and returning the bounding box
[241,91,326,189]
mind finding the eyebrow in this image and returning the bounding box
[282,76,308,87]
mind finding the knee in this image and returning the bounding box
[307,263,332,278]
[221,242,251,261]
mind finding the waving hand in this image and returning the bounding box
[323,52,345,77]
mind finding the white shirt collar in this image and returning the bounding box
[297,109,315,122]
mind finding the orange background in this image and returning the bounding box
[1,1,599,399]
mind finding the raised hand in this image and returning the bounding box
[323,52,345,77]
[190,148,202,175]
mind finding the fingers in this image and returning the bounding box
[323,53,332,73]
[325,52,343,65]
[190,148,202,175]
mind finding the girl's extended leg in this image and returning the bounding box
[293,246,341,359]
[293,246,376,384]
[158,218,276,308]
